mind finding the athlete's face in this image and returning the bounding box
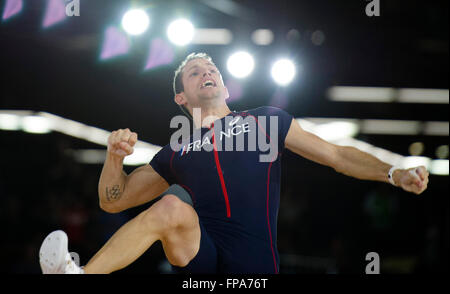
[176,58,229,109]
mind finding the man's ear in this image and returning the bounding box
[174,93,186,106]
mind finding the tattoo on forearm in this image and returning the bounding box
[106,184,124,202]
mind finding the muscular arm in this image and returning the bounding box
[99,153,169,213]
[284,118,428,194]
[99,128,170,213]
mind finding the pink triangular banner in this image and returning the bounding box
[100,26,130,60]
[42,0,67,28]
[2,0,23,20]
[145,38,175,70]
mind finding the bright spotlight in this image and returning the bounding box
[167,19,194,46]
[227,52,255,79]
[121,9,150,36]
[271,59,296,86]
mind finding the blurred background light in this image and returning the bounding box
[328,87,449,104]
[224,78,243,102]
[100,26,131,60]
[435,145,449,159]
[271,59,296,86]
[286,29,301,42]
[401,156,432,170]
[71,149,106,165]
[2,0,22,21]
[423,121,449,136]
[361,119,421,135]
[21,116,51,134]
[409,142,425,156]
[192,28,233,45]
[0,111,161,154]
[71,147,160,166]
[287,117,448,137]
[167,19,195,46]
[144,38,175,70]
[314,121,359,141]
[227,52,255,79]
[38,112,109,146]
[42,0,67,28]
[327,86,396,102]
[0,113,21,130]
[123,147,158,166]
[398,88,449,104]
[298,118,359,142]
[270,88,289,109]
[121,9,150,36]
[311,30,326,46]
[430,159,449,175]
[251,29,274,46]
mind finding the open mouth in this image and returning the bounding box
[201,80,217,89]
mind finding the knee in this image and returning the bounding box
[143,194,190,230]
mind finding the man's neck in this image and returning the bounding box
[192,105,232,129]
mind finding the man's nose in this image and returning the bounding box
[202,71,212,77]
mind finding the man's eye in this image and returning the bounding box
[191,72,198,76]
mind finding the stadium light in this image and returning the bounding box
[167,19,195,46]
[121,9,150,36]
[271,59,296,86]
[227,52,255,79]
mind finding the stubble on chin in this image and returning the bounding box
[198,88,221,100]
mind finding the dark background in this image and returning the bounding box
[0,0,448,274]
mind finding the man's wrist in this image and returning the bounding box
[388,166,402,186]
[106,151,124,168]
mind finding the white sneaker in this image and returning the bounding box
[39,230,84,274]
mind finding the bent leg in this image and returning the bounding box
[159,195,201,267]
[83,194,200,274]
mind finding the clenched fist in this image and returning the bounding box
[396,166,429,195]
[107,128,138,158]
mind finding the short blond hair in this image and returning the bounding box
[173,53,216,118]
[173,52,215,95]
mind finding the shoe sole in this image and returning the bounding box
[39,230,68,274]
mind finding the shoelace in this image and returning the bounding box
[63,254,82,274]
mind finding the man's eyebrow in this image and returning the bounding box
[186,63,216,73]
[186,65,199,73]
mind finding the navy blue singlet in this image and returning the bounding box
[150,106,294,273]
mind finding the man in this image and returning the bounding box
[39,53,429,274]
